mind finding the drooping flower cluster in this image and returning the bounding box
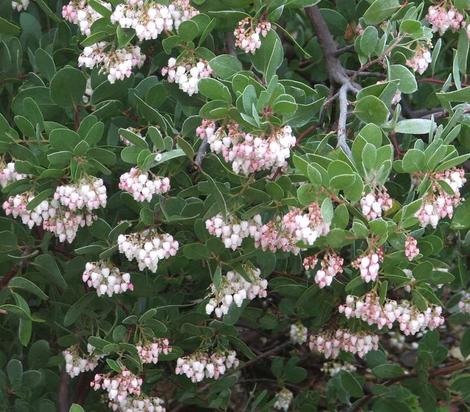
[321,361,357,377]
[175,351,239,383]
[234,18,272,54]
[0,162,28,188]
[416,168,466,228]
[289,322,308,345]
[205,213,260,250]
[205,267,268,318]
[406,45,432,75]
[110,0,198,41]
[360,188,392,220]
[426,5,465,35]
[82,261,133,297]
[11,0,29,11]
[2,193,96,243]
[197,121,296,175]
[253,203,330,254]
[405,235,419,261]
[136,339,172,364]
[78,42,146,84]
[351,248,384,283]
[309,329,379,359]
[62,0,110,35]
[63,344,101,378]
[117,230,179,272]
[314,252,344,288]
[161,58,212,96]
[458,293,470,314]
[91,369,143,406]
[54,178,107,211]
[339,293,445,335]
[303,255,318,270]
[273,388,293,411]
[109,396,166,412]
[119,167,170,202]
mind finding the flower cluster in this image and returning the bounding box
[205,267,268,318]
[321,361,357,377]
[91,369,143,406]
[351,248,384,283]
[161,58,212,96]
[405,235,419,261]
[205,213,260,250]
[175,351,239,382]
[78,42,146,84]
[63,344,101,378]
[309,329,379,359]
[406,46,432,75]
[62,0,109,35]
[3,193,96,243]
[136,339,172,364]
[110,0,198,41]
[416,168,466,228]
[54,178,107,211]
[339,293,445,335]
[303,255,318,270]
[360,188,392,220]
[314,252,344,289]
[109,396,166,412]
[197,121,296,175]
[117,230,179,272]
[253,203,330,254]
[0,162,28,188]
[426,5,465,35]
[273,388,293,411]
[119,167,170,202]
[234,18,272,54]
[82,261,133,297]
[458,293,470,314]
[11,0,29,11]
[289,322,308,345]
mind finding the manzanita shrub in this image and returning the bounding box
[1,0,470,410]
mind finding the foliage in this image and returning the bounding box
[0,0,470,411]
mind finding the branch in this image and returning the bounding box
[59,370,70,412]
[337,84,353,158]
[0,267,18,291]
[305,6,359,158]
[304,6,350,85]
[195,138,209,167]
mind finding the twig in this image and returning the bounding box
[59,370,70,412]
[335,44,355,56]
[305,6,360,157]
[195,138,209,167]
[345,69,386,79]
[337,84,352,157]
[0,267,18,291]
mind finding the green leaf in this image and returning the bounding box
[69,404,85,412]
[402,149,426,172]
[26,189,54,211]
[33,254,66,290]
[35,48,56,82]
[9,277,48,300]
[355,96,389,125]
[451,199,470,229]
[118,128,148,148]
[372,363,404,379]
[50,66,86,107]
[0,17,21,36]
[198,78,232,102]
[64,293,95,326]
[363,0,400,25]
[209,54,243,79]
[340,371,363,398]
[178,20,199,41]
[250,30,284,81]
[395,119,435,135]
[461,328,470,358]
[389,65,417,94]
